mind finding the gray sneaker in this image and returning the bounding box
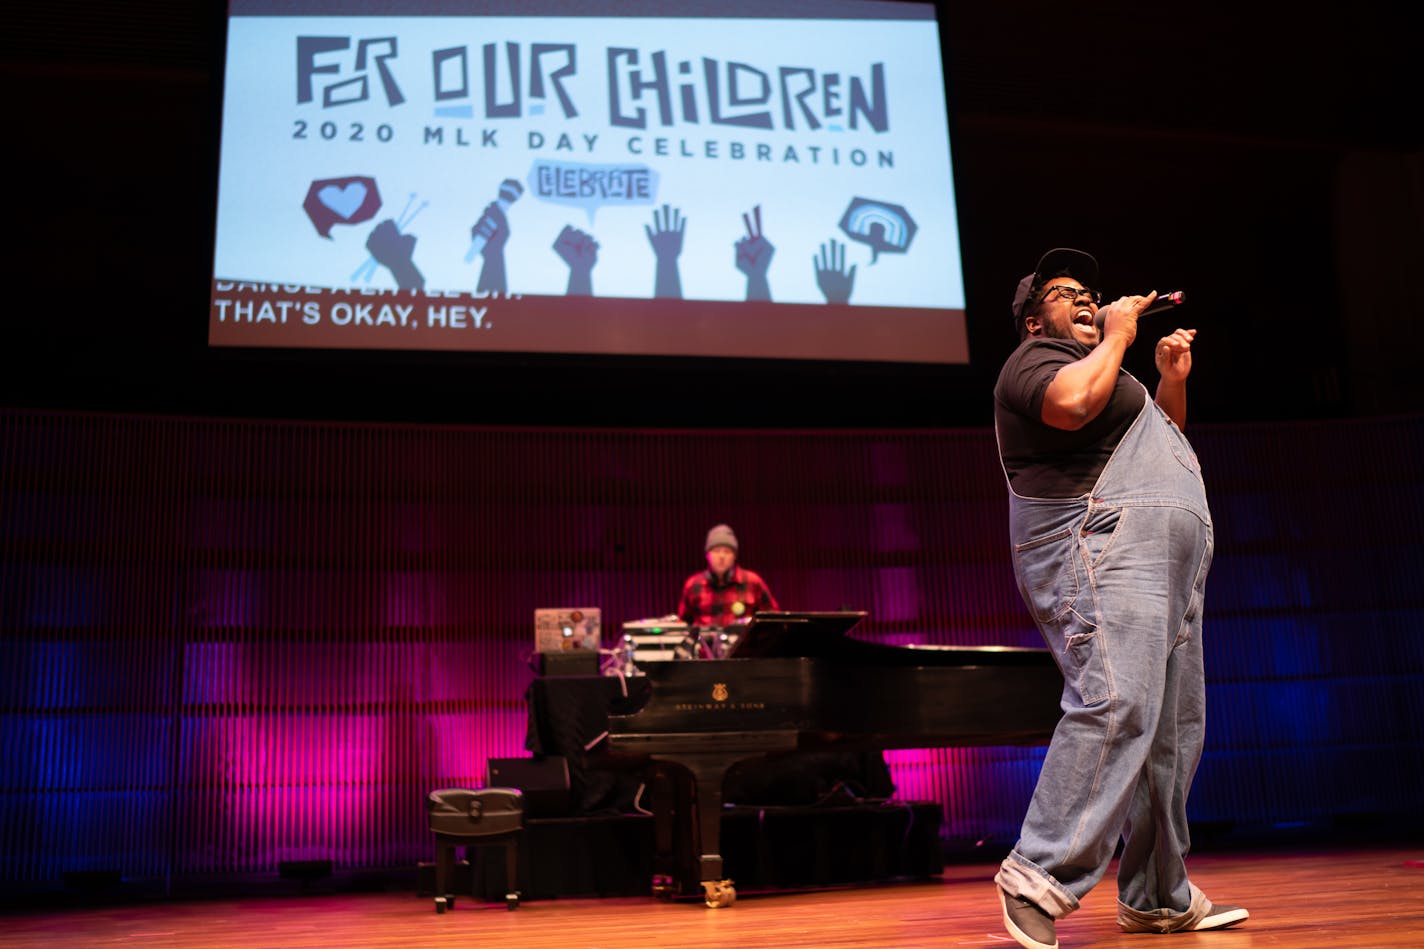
[999,886,1059,949]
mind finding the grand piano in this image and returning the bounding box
[600,611,1063,906]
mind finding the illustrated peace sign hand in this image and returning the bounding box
[734,205,775,276]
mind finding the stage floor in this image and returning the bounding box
[3,844,1421,948]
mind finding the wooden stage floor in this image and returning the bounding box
[3,844,1420,948]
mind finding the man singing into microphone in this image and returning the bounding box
[990,249,1247,949]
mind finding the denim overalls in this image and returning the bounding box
[994,379,1216,924]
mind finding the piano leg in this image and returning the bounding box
[608,731,798,907]
[652,752,748,907]
[648,767,693,899]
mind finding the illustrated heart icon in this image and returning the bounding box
[317,182,368,220]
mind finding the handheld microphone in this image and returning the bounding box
[464,178,524,263]
[1142,290,1186,316]
[1094,290,1186,331]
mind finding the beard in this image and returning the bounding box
[1036,309,1100,347]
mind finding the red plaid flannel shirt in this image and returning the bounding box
[676,565,779,628]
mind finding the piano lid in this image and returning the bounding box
[723,611,868,659]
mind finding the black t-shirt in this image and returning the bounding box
[993,337,1146,498]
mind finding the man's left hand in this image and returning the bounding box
[1155,328,1196,383]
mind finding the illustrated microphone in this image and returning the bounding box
[464,178,524,263]
[1094,290,1186,331]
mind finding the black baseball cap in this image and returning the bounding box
[1011,247,1100,321]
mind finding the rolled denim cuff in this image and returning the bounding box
[994,851,1080,919]
[1116,882,1209,932]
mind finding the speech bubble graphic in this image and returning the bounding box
[304,175,382,238]
[838,197,917,264]
[528,160,658,225]
[320,182,367,218]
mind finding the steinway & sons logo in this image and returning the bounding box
[671,681,765,713]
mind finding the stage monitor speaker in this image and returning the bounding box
[487,756,571,818]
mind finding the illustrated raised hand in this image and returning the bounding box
[734,205,774,302]
[554,224,599,296]
[365,219,424,290]
[814,238,855,304]
[646,204,685,299]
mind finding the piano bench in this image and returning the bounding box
[426,788,525,912]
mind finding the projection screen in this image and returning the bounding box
[209,0,967,364]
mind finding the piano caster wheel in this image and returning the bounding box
[702,880,736,908]
[434,896,448,914]
[505,891,520,910]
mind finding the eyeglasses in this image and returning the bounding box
[1039,285,1102,306]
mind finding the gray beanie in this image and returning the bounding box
[704,524,738,552]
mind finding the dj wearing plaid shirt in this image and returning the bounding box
[676,523,779,628]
